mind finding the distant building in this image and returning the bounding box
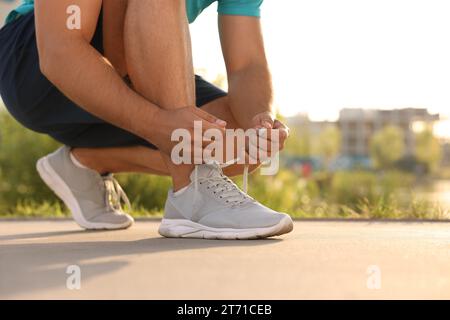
[286,113,335,137]
[286,108,441,170]
[338,108,439,157]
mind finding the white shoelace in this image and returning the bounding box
[103,174,131,211]
[193,161,251,208]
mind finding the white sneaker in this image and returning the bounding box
[36,146,134,230]
[159,163,293,240]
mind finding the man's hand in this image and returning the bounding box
[148,107,227,161]
[251,112,290,158]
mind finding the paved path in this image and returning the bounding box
[0,220,449,299]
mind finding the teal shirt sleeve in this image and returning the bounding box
[5,0,35,24]
[217,0,263,18]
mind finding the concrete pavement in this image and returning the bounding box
[0,219,449,299]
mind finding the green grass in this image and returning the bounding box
[0,200,162,219]
[1,196,447,220]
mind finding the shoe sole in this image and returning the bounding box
[36,156,133,230]
[158,215,294,240]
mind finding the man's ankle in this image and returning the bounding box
[161,155,194,192]
[172,178,192,192]
[70,148,108,175]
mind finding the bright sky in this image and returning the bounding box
[190,0,450,137]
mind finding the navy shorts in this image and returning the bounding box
[0,11,227,149]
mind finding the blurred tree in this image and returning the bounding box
[370,126,405,169]
[317,126,341,168]
[414,128,442,173]
[0,111,61,210]
[284,127,312,156]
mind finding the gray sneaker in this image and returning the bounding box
[159,163,293,240]
[36,146,134,230]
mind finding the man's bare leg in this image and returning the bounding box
[124,0,196,191]
[72,146,168,175]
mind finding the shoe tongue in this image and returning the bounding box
[190,164,222,182]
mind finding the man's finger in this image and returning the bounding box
[273,119,290,137]
[202,119,227,134]
[258,128,283,143]
[193,108,227,127]
[278,128,289,141]
[259,115,274,129]
[253,112,274,129]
